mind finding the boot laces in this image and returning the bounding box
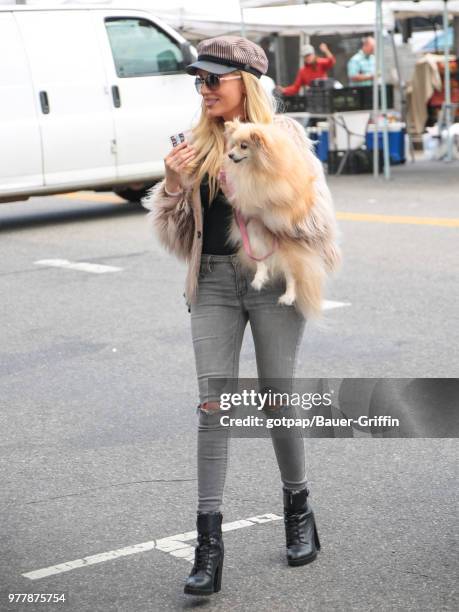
[285,512,306,545]
[193,534,219,571]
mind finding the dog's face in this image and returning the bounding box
[223,118,317,220]
[224,119,274,170]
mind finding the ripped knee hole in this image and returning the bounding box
[198,401,223,414]
[198,400,289,414]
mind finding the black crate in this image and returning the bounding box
[276,94,309,113]
[360,84,394,110]
[301,87,362,113]
[304,87,364,114]
[331,87,362,112]
[277,84,394,115]
[331,85,393,112]
[327,149,384,175]
[305,89,333,113]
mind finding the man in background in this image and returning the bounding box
[347,36,376,87]
[276,42,336,95]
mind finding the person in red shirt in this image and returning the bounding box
[276,43,336,95]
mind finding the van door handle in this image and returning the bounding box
[111,85,121,108]
[39,91,50,114]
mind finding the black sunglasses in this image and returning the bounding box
[194,73,242,94]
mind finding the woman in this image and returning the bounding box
[143,36,341,597]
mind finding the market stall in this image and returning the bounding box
[245,0,459,177]
[390,1,459,165]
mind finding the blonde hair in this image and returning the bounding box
[188,71,279,202]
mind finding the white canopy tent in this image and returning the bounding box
[389,1,459,18]
[46,1,393,37]
[239,2,394,36]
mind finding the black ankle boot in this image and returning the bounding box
[184,511,224,596]
[283,487,321,567]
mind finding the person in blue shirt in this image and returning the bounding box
[347,36,375,87]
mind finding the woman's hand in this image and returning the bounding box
[164,141,197,192]
[218,169,236,203]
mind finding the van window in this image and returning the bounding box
[105,18,184,77]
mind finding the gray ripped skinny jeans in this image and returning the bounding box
[187,253,308,513]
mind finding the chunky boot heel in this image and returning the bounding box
[213,558,223,593]
[283,486,321,567]
[184,511,224,596]
[313,520,321,551]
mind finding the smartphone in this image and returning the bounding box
[170,132,186,148]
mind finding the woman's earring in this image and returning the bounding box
[243,96,248,120]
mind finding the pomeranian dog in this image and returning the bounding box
[220,118,340,320]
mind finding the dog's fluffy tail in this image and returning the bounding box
[289,251,327,323]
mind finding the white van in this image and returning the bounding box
[0,4,274,205]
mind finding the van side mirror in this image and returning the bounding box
[180,41,197,67]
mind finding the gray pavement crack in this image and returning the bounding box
[402,569,435,580]
[83,251,149,262]
[2,478,197,506]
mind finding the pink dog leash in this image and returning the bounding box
[235,208,278,262]
[219,169,278,262]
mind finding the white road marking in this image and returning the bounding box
[323,299,351,310]
[22,513,282,580]
[34,259,122,274]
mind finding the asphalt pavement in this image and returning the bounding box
[0,160,458,612]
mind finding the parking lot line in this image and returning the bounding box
[57,192,124,203]
[34,259,122,274]
[323,300,351,310]
[22,513,282,580]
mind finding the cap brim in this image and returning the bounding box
[185,60,237,76]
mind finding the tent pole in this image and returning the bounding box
[239,0,246,37]
[443,0,453,162]
[373,0,380,178]
[390,30,406,124]
[377,0,391,179]
[275,35,282,87]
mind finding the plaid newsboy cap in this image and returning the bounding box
[185,35,268,79]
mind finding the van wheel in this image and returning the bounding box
[114,185,153,204]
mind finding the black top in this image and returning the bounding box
[200,173,238,255]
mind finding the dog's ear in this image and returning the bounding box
[249,128,270,151]
[224,119,240,135]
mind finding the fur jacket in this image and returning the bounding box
[141,113,342,310]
